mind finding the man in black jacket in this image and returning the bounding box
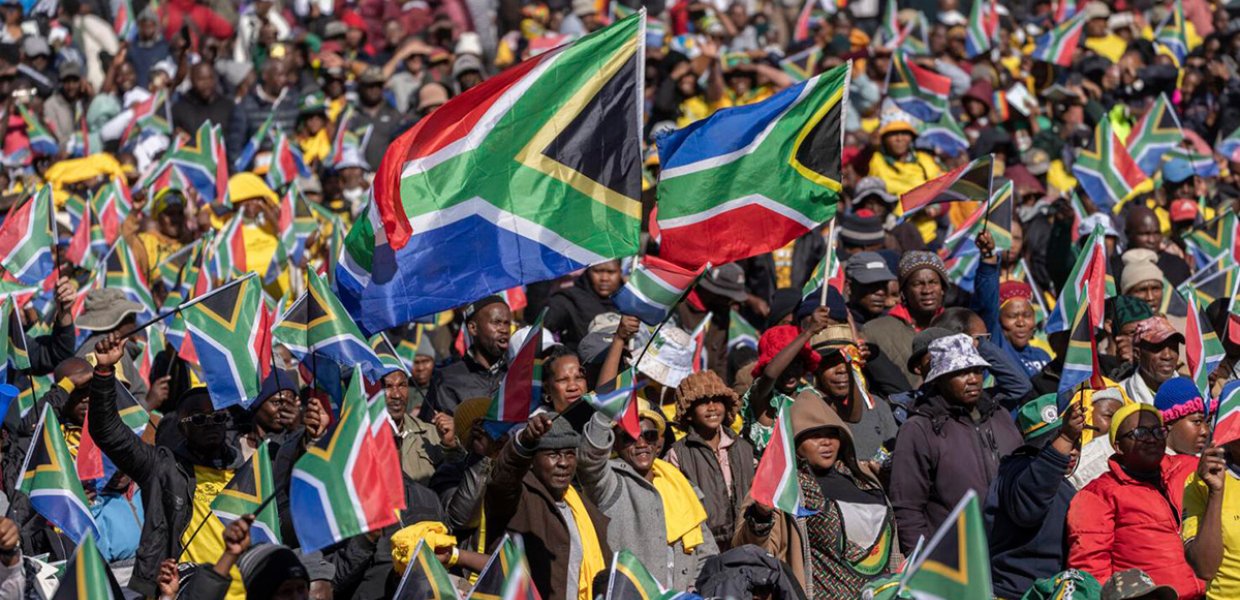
[226,59,297,158]
[425,296,511,416]
[172,63,233,137]
[544,261,621,347]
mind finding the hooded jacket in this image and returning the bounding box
[889,389,1022,553]
[544,274,618,348]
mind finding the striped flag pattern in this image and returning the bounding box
[266,128,311,191]
[943,179,1014,262]
[1183,284,1225,401]
[1,295,31,383]
[486,311,546,430]
[728,310,758,351]
[899,155,994,216]
[0,186,55,284]
[886,50,951,122]
[749,398,812,515]
[102,240,157,319]
[18,104,59,156]
[394,540,460,600]
[1072,118,1148,212]
[166,121,229,204]
[211,439,281,544]
[290,367,405,553]
[467,534,523,600]
[1213,380,1240,446]
[272,269,387,380]
[1154,0,1189,64]
[1219,125,1240,163]
[19,404,99,545]
[583,368,642,439]
[606,550,665,600]
[916,110,969,157]
[1031,13,1086,66]
[90,178,132,249]
[613,255,703,325]
[234,110,275,172]
[963,0,997,58]
[1163,146,1220,178]
[50,533,125,600]
[180,274,274,409]
[1125,93,1183,176]
[1047,222,1108,340]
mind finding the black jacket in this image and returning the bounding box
[225,90,299,159]
[87,372,245,597]
[695,544,808,600]
[172,90,234,137]
[544,275,617,348]
[424,353,507,417]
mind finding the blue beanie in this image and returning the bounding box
[1153,376,1207,422]
[795,286,848,323]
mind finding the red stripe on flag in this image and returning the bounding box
[658,204,816,270]
[906,59,952,97]
[751,420,791,509]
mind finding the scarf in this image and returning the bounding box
[561,486,606,600]
[650,459,707,553]
[887,303,943,333]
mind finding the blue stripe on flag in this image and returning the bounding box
[656,80,808,171]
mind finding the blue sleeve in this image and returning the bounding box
[998,446,1072,527]
[978,339,1032,411]
[971,260,1001,336]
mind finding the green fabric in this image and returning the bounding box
[1017,394,1061,441]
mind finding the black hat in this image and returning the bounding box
[838,212,885,247]
[463,295,507,321]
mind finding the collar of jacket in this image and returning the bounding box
[681,425,736,449]
[887,303,943,332]
[913,390,999,434]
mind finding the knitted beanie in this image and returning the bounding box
[1153,376,1215,423]
[898,251,949,287]
[1120,249,1164,294]
[752,325,820,378]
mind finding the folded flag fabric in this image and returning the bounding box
[467,534,522,600]
[607,549,665,600]
[266,127,311,191]
[180,274,274,410]
[1185,209,1240,268]
[728,309,758,351]
[1031,13,1086,66]
[1047,223,1109,334]
[583,368,643,439]
[1162,146,1220,178]
[899,154,993,216]
[915,110,969,157]
[211,439,281,544]
[486,311,545,433]
[1154,0,1189,64]
[613,255,704,325]
[655,63,848,269]
[19,404,99,545]
[290,367,405,553]
[898,490,992,599]
[963,0,998,58]
[18,104,59,157]
[1125,93,1183,176]
[943,179,1014,261]
[273,268,387,380]
[1214,380,1240,446]
[90,178,133,250]
[50,533,126,600]
[1183,284,1225,401]
[1219,125,1240,163]
[749,398,812,516]
[885,50,950,122]
[235,109,275,172]
[340,14,645,333]
[0,185,55,285]
[394,540,460,600]
[166,121,228,205]
[1072,118,1149,212]
[801,227,843,301]
[779,45,821,82]
[102,239,157,320]
[1,295,31,383]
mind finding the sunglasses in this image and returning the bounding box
[180,412,231,427]
[1119,425,1167,443]
[622,430,661,445]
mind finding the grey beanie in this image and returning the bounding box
[532,413,580,451]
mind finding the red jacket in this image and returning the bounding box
[159,0,235,51]
[1067,455,1203,599]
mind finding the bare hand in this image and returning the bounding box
[148,375,171,411]
[1198,445,1227,493]
[1058,401,1085,442]
[222,515,253,556]
[93,332,128,370]
[0,517,18,553]
[518,414,553,447]
[614,315,640,342]
[808,306,832,333]
[157,558,180,597]
[304,397,329,439]
[433,412,457,448]
[745,294,770,318]
[976,230,996,258]
[55,277,77,324]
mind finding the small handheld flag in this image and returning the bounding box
[749,399,813,516]
[19,404,100,545]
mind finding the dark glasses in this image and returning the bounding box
[1120,426,1167,443]
[180,412,231,426]
[622,430,661,445]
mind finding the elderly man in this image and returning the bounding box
[863,251,949,385]
[1119,316,1184,405]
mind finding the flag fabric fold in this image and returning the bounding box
[0,185,55,284]
[899,155,993,216]
[19,404,99,545]
[898,490,992,598]
[179,274,274,409]
[1072,118,1149,212]
[613,255,704,325]
[749,398,812,516]
[210,439,282,544]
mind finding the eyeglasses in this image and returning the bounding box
[1120,425,1167,443]
[971,332,991,342]
[621,430,661,445]
[180,412,231,427]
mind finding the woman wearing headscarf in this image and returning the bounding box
[733,395,897,598]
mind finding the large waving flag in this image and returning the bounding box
[211,439,281,544]
[180,274,274,409]
[273,269,386,379]
[1,295,31,383]
[1031,13,1086,66]
[654,63,849,269]
[339,14,645,333]
[167,121,228,204]
[1126,93,1184,176]
[18,104,59,157]
[749,398,812,516]
[0,186,55,284]
[485,311,545,433]
[102,239,157,319]
[1072,118,1149,212]
[1214,380,1240,446]
[612,255,704,325]
[1047,223,1109,335]
[583,368,643,439]
[19,404,99,545]
[898,490,992,599]
[1183,284,1225,401]
[290,367,405,553]
[899,155,994,216]
[394,540,461,600]
[50,533,126,600]
[885,50,950,122]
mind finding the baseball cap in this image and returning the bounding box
[58,61,82,79]
[853,177,896,205]
[1023,569,1101,600]
[1169,198,1198,223]
[1100,569,1176,600]
[1017,394,1062,446]
[846,251,897,285]
[358,66,385,86]
[1132,315,1184,346]
[907,326,952,373]
[1162,158,1195,184]
[698,263,748,303]
[22,36,50,58]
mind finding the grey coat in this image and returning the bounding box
[577,414,718,591]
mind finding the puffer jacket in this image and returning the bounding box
[1066,455,1203,599]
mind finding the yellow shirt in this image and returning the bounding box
[868,151,943,196]
[242,223,288,299]
[298,130,331,167]
[1084,33,1127,64]
[1182,470,1240,599]
[677,95,734,128]
[137,231,184,281]
[182,465,245,600]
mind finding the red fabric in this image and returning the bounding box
[752,325,820,378]
[999,280,1032,305]
[887,303,943,333]
[1066,455,1204,599]
[160,0,235,50]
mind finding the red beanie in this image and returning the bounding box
[752,325,820,378]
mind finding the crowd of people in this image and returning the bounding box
[1,0,1240,598]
